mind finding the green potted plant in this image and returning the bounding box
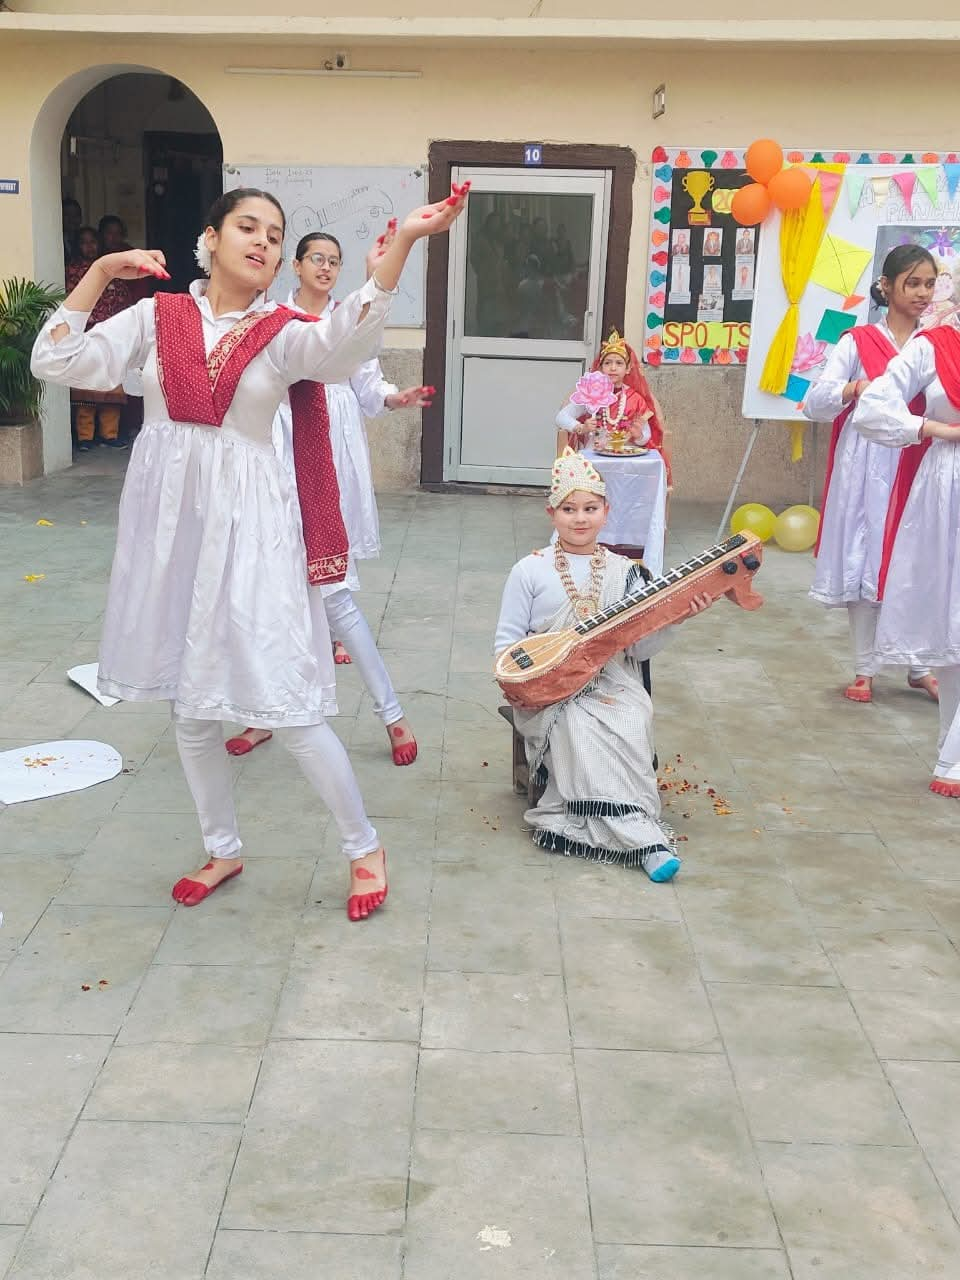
[0,277,65,484]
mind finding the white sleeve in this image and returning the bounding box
[494,562,535,654]
[625,626,672,663]
[271,276,395,387]
[851,340,935,448]
[802,333,860,423]
[31,299,153,392]
[556,398,584,431]
[349,356,396,418]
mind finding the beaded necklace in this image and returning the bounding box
[553,542,606,620]
[596,387,627,429]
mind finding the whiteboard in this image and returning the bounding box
[743,164,960,421]
[224,164,427,326]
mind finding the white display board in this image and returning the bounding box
[743,164,960,421]
[225,164,427,326]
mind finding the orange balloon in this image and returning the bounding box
[731,183,772,226]
[745,138,784,185]
[768,166,814,211]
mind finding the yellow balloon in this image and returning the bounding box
[773,504,820,552]
[730,503,777,543]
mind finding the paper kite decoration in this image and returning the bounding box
[810,234,873,299]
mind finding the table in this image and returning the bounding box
[581,448,668,577]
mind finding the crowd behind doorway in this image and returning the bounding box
[61,197,156,452]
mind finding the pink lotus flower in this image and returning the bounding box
[792,332,828,374]
[571,371,617,413]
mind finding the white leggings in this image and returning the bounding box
[847,602,930,681]
[320,586,403,726]
[173,713,379,862]
[935,666,960,781]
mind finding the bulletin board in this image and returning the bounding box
[644,147,758,367]
[643,146,960,369]
[743,156,960,421]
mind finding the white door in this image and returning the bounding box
[444,167,611,485]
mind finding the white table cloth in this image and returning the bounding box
[582,448,668,577]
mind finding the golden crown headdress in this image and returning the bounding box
[599,328,630,364]
[549,446,606,508]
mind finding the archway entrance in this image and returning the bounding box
[62,73,222,294]
[30,65,222,471]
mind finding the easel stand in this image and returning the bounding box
[716,420,762,542]
[715,420,821,542]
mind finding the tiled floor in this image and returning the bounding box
[1,457,959,1278]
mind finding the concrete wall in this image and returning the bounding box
[2,33,958,494]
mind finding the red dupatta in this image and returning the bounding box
[876,325,960,598]
[154,292,349,585]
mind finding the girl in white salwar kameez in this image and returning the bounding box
[494,449,711,882]
[803,245,938,704]
[31,185,467,915]
[852,321,960,797]
[226,228,432,766]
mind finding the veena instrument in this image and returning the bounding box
[495,533,763,710]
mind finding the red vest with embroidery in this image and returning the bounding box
[154,293,349,585]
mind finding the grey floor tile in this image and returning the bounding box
[773,831,936,930]
[0,1228,24,1275]
[885,1060,960,1214]
[819,927,960,992]
[848,987,960,1061]
[0,905,168,1034]
[578,1049,778,1247]
[597,1245,791,1279]
[207,1230,402,1279]
[709,983,912,1144]
[405,1130,595,1278]
[154,901,300,966]
[553,860,683,923]
[422,971,570,1053]
[6,1120,239,1280]
[562,917,718,1052]
[0,1033,111,1221]
[116,963,286,1046]
[274,949,424,1042]
[678,870,836,985]
[223,1040,416,1233]
[416,1048,580,1136]
[84,1043,261,1123]
[427,862,561,974]
[759,1141,960,1278]
[0,854,75,958]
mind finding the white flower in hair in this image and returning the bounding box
[194,233,212,276]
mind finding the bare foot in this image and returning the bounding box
[333,640,352,665]
[347,847,388,921]
[225,727,273,755]
[908,673,939,702]
[843,676,873,703]
[386,716,418,766]
[172,858,243,905]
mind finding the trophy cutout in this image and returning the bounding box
[682,170,715,226]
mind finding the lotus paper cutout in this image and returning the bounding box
[792,333,828,374]
[571,371,617,414]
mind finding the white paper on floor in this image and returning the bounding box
[67,663,121,707]
[0,740,122,805]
